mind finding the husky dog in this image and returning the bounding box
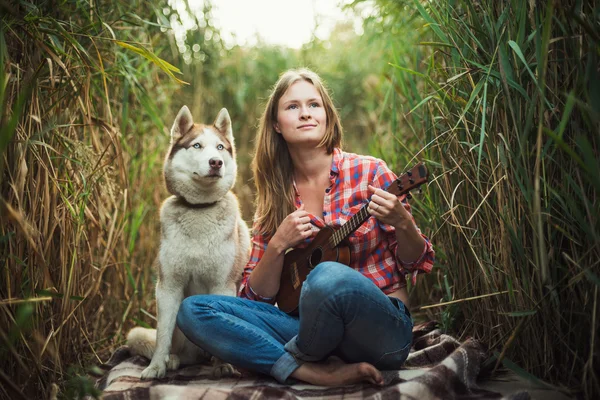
[126,106,250,379]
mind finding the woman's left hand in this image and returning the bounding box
[367,185,413,230]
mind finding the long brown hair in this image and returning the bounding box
[251,68,343,236]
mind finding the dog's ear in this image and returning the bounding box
[171,106,194,142]
[214,108,233,143]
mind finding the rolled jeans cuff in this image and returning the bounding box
[270,352,301,383]
[283,335,322,362]
[271,334,323,383]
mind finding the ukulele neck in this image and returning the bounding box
[330,205,370,246]
[329,162,428,248]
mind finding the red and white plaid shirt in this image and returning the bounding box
[239,148,435,302]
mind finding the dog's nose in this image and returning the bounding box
[209,158,223,169]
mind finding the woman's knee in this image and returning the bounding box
[304,262,366,301]
[176,295,221,332]
[177,296,201,332]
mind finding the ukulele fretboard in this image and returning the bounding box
[330,204,371,247]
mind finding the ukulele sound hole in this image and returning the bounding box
[309,248,323,268]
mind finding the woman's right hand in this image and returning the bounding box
[271,204,313,252]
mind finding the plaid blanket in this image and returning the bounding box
[94,321,530,399]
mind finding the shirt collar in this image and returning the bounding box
[330,147,343,178]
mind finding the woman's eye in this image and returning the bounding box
[310,102,319,108]
[288,104,298,110]
[217,144,224,150]
[193,143,201,149]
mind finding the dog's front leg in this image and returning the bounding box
[141,281,183,379]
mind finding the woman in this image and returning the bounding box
[177,68,434,386]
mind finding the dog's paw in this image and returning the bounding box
[141,362,167,380]
[210,359,241,379]
[167,354,180,370]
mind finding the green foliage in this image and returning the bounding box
[60,366,102,400]
[1,0,180,397]
[353,0,599,397]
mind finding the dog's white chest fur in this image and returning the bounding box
[160,192,241,291]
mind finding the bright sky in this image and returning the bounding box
[181,0,362,48]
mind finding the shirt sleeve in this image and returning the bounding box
[237,222,277,303]
[372,161,435,284]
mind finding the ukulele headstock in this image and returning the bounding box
[388,162,429,198]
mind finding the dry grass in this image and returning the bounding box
[0,1,173,397]
[371,0,599,397]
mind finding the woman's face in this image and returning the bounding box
[274,80,327,149]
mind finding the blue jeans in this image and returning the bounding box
[176,262,413,383]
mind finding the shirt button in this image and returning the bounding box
[325,188,330,193]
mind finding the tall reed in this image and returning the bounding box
[0,0,180,397]
[360,0,599,397]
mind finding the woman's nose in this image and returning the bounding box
[300,105,311,119]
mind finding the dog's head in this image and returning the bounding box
[164,106,237,204]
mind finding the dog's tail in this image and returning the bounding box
[126,327,156,360]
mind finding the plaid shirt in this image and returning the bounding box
[239,148,435,302]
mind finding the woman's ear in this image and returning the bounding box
[273,122,281,133]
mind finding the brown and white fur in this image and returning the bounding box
[126,106,250,379]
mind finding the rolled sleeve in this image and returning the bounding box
[237,225,276,304]
[378,176,435,284]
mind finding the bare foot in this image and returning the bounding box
[290,357,383,386]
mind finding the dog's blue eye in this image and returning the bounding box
[217,144,224,150]
[193,143,201,149]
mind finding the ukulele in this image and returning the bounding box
[276,163,429,315]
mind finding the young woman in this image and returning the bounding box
[177,68,434,386]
